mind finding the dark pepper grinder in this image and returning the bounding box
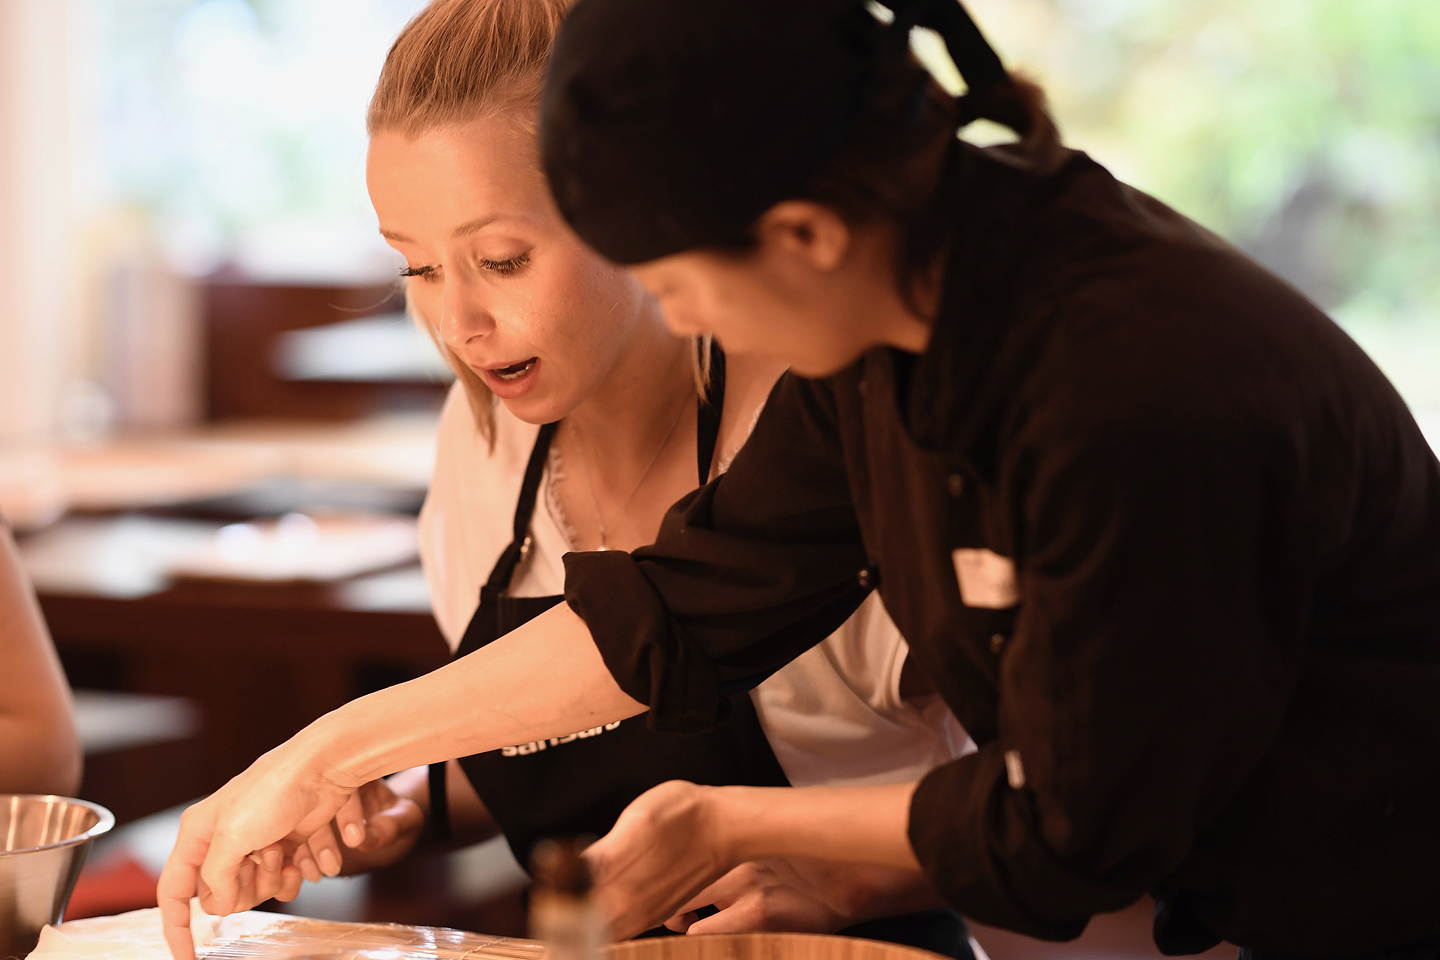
[531,838,606,960]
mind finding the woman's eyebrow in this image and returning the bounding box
[380,213,525,245]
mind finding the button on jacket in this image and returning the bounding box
[562,144,1440,955]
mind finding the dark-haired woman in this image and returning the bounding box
[161,2,1440,959]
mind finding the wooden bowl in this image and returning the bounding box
[607,933,951,960]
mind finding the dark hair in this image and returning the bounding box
[736,53,1063,312]
[541,0,1060,273]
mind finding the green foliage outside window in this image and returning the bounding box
[963,0,1440,419]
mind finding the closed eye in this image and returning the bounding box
[480,252,531,276]
[399,264,439,282]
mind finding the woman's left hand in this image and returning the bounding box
[157,732,356,960]
[584,780,735,940]
[584,778,928,941]
[664,858,946,936]
[662,859,844,934]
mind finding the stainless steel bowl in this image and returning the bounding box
[0,794,114,960]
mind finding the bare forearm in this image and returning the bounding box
[0,718,81,796]
[0,529,79,795]
[309,603,644,788]
[717,783,922,873]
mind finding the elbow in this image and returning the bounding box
[0,718,83,798]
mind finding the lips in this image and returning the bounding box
[474,356,541,399]
[488,357,538,381]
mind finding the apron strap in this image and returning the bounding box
[696,340,727,484]
[431,421,558,845]
[426,761,451,844]
[484,420,560,593]
[433,352,724,844]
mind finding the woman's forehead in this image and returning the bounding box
[367,119,551,241]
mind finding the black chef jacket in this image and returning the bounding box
[561,143,1440,956]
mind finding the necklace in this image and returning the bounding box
[569,391,692,551]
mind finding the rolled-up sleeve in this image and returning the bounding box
[564,372,870,733]
[908,410,1305,938]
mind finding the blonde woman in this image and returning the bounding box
[163,0,1440,957]
[217,0,973,954]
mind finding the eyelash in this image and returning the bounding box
[398,253,531,282]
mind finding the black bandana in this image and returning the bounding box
[540,0,1011,265]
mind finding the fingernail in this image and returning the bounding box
[318,848,342,877]
[344,823,364,847]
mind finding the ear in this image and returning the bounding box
[753,201,852,273]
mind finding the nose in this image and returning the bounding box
[438,272,496,348]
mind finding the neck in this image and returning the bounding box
[882,303,935,355]
[866,234,944,357]
[564,311,694,473]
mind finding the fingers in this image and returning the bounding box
[291,839,324,885]
[358,807,401,853]
[360,794,424,853]
[158,803,214,960]
[197,815,256,917]
[334,792,367,849]
[685,902,759,936]
[274,864,304,904]
[672,862,762,918]
[240,858,260,909]
[251,858,278,906]
[306,822,345,877]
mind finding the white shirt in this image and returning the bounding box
[419,383,972,787]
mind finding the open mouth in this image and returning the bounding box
[490,357,538,381]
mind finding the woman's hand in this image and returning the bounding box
[664,858,946,936]
[664,859,845,934]
[289,776,425,883]
[585,780,735,940]
[157,730,356,960]
[584,779,926,940]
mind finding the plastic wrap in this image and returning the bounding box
[26,907,544,960]
[199,914,545,960]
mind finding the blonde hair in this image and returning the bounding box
[372,0,715,445]
[369,0,574,444]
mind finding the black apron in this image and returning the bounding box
[429,349,790,867]
[426,349,973,959]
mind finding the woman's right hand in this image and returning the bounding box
[281,776,426,888]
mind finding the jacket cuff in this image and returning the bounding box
[563,549,727,733]
[908,749,1094,941]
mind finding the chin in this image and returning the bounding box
[498,392,569,427]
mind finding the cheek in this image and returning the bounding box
[525,253,645,374]
[404,281,445,336]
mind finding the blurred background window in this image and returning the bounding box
[2,0,1435,447]
[951,0,1440,443]
[82,0,427,281]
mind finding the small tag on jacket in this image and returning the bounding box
[952,548,1020,609]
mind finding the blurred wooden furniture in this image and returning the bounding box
[73,690,204,827]
[22,513,448,815]
[202,278,449,422]
[609,933,955,960]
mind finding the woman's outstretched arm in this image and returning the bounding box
[159,601,641,960]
